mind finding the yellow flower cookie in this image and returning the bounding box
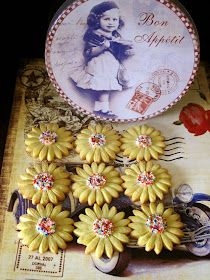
[75,124,121,163]
[17,203,74,254]
[74,204,130,258]
[122,161,171,204]
[25,123,74,161]
[129,202,184,254]
[18,162,71,205]
[121,124,165,161]
[71,162,123,206]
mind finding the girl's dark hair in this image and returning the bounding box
[86,1,124,30]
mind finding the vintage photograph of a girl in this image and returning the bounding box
[70,1,134,118]
[48,0,197,120]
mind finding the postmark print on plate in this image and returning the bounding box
[150,69,179,95]
[127,82,161,114]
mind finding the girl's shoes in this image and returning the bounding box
[93,110,117,118]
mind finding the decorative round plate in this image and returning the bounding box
[45,0,199,122]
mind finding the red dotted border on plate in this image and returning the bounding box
[45,0,200,123]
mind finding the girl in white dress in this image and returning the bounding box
[71,1,134,117]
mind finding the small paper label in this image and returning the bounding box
[14,241,65,276]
